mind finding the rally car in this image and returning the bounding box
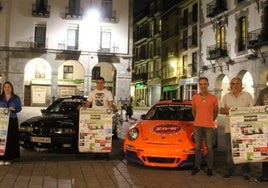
[123,99,207,168]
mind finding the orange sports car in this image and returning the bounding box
[123,100,207,168]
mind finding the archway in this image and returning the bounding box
[91,62,117,96]
[58,60,85,97]
[24,58,51,106]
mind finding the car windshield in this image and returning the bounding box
[144,104,194,121]
[45,98,82,114]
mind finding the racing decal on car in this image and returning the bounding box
[151,124,182,135]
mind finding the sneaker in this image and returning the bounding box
[223,174,233,178]
[243,174,250,180]
[191,167,200,175]
[255,176,268,182]
[207,169,213,177]
[0,161,4,166]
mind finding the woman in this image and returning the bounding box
[0,81,22,165]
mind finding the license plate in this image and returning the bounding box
[30,136,51,143]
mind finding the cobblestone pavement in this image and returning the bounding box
[0,107,266,188]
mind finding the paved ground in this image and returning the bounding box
[0,107,267,188]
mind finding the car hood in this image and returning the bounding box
[136,120,193,144]
[21,113,77,126]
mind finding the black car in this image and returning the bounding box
[19,96,123,151]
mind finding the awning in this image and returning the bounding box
[163,85,178,92]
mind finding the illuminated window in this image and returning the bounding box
[63,65,73,79]
[238,17,246,52]
[216,26,225,49]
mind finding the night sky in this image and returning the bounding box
[134,0,151,14]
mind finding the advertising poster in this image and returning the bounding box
[0,108,10,156]
[229,106,268,164]
[78,108,113,153]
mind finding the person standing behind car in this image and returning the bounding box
[0,81,22,165]
[254,75,268,182]
[191,77,218,177]
[219,77,254,180]
[78,76,114,159]
[82,76,114,111]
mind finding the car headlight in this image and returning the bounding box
[54,128,76,134]
[19,126,33,132]
[127,128,139,141]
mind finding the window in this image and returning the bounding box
[102,0,113,19]
[32,0,50,16]
[182,55,187,75]
[35,63,46,78]
[238,17,246,51]
[67,25,79,50]
[92,67,101,80]
[34,24,46,48]
[192,3,198,22]
[216,26,225,49]
[67,0,81,16]
[192,52,197,75]
[149,20,154,37]
[183,9,188,26]
[192,25,197,46]
[182,29,188,49]
[63,66,73,79]
[100,29,111,52]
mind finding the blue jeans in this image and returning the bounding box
[225,133,250,176]
[194,126,214,169]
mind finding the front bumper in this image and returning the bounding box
[124,144,206,168]
[19,132,77,150]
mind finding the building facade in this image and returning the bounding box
[0,0,133,106]
[133,0,268,107]
[200,0,268,100]
[133,0,199,106]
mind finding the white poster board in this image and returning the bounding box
[78,108,113,153]
[229,106,268,164]
[0,108,10,156]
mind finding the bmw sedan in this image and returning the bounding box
[19,96,122,151]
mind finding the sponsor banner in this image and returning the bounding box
[229,106,268,164]
[0,108,10,156]
[78,108,113,153]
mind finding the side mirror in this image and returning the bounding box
[41,109,46,114]
[140,114,146,120]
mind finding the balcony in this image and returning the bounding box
[32,3,50,17]
[132,73,148,83]
[206,43,228,60]
[207,0,227,18]
[65,7,83,19]
[101,10,116,23]
[148,70,161,79]
[248,29,268,49]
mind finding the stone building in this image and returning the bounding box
[133,0,268,107]
[0,0,133,106]
[133,0,199,106]
[200,0,268,100]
